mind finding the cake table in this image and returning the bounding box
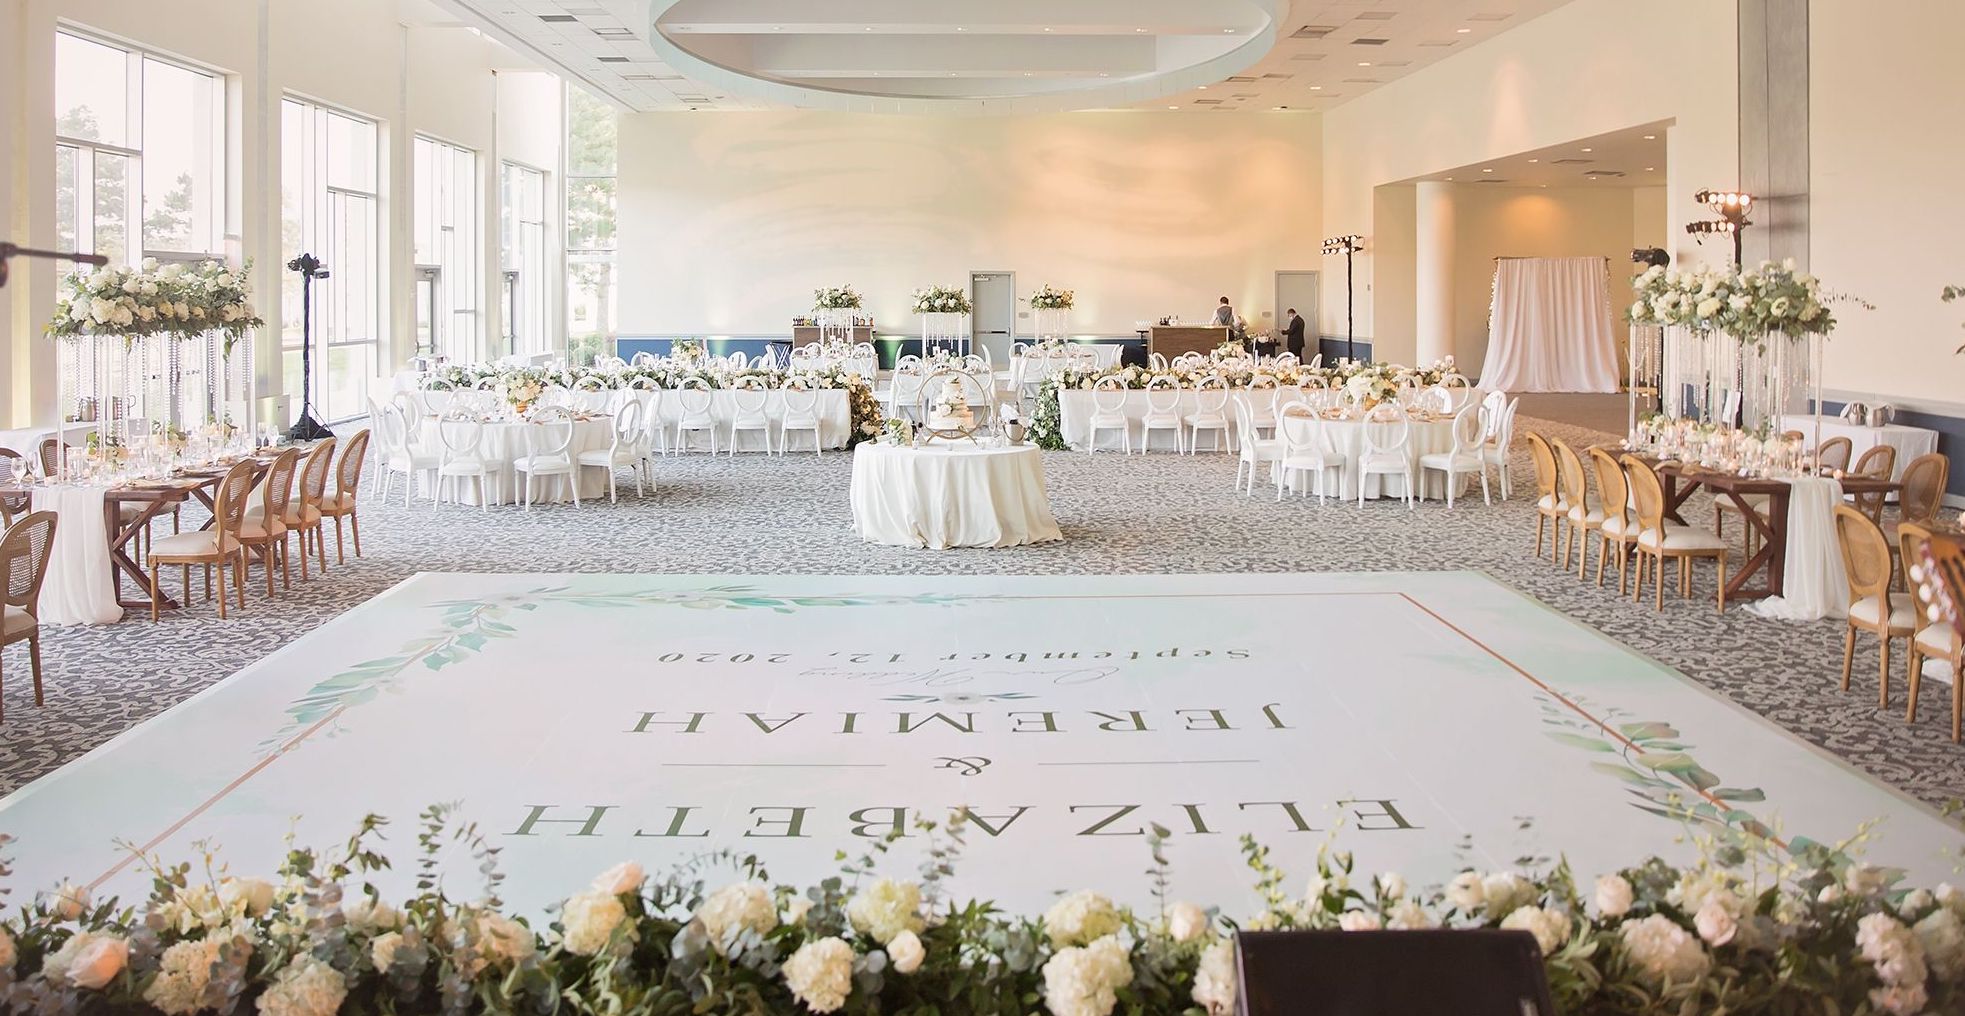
[849,443,1063,550]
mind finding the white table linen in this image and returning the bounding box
[28,486,122,625]
[850,443,1063,549]
[1746,476,1848,622]
[1057,390,1241,452]
[633,390,852,451]
[1778,414,1938,483]
[1277,412,1464,500]
[413,418,613,505]
[0,425,97,470]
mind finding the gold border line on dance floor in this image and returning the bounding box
[85,587,1763,892]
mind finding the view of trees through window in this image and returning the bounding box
[565,86,617,365]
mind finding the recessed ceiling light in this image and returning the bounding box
[1135,27,1146,32]
[1457,27,1472,33]
[1310,85,1323,90]
[1357,61,1372,66]
[1581,147,1593,153]
[1482,168,1493,173]
[955,27,965,32]
[1223,28,1235,33]
[1198,85,1208,90]
[863,26,872,31]
[1445,176,1454,181]
[1098,72,1108,77]
[1043,27,1052,32]
[1588,176,1599,181]
[771,25,781,31]
[1167,106,1179,110]
[1642,134,1656,140]
[1527,158,1539,163]
[1645,166,1656,171]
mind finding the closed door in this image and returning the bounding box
[971,271,1016,363]
[1275,271,1319,355]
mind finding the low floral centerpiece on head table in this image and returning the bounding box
[1,801,1961,1016]
[910,285,972,316]
[48,258,265,354]
[1028,284,1074,311]
[814,286,864,312]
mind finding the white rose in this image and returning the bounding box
[89,298,116,325]
[1376,872,1406,901]
[1619,914,1711,988]
[1166,901,1208,943]
[561,889,631,956]
[66,933,130,989]
[370,931,404,973]
[160,263,185,279]
[256,956,347,1016]
[137,305,158,322]
[591,861,645,896]
[342,892,401,932]
[111,306,134,327]
[1693,898,1737,947]
[887,929,925,974]
[222,877,277,917]
[1915,907,1965,980]
[1192,939,1237,1015]
[49,882,91,921]
[1844,864,1889,898]
[785,897,814,926]
[1858,912,1929,988]
[1386,900,1434,930]
[783,936,854,1014]
[1594,875,1634,918]
[1338,911,1382,931]
[1044,890,1123,948]
[68,302,91,322]
[846,877,924,946]
[1902,889,1935,916]
[1446,872,1485,912]
[1696,297,1723,319]
[1480,872,1534,919]
[1628,300,1647,320]
[1937,883,1965,917]
[1501,905,1570,956]
[1818,884,1844,904]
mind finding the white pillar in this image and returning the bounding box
[1415,180,1456,367]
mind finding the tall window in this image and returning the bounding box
[54,29,225,265]
[282,98,379,424]
[565,86,617,365]
[413,136,480,363]
[500,162,547,355]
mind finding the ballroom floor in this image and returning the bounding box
[4,415,1963,812]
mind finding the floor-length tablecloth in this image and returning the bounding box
[1057,390,1251,452]
[400,391,853,453]
[850,444,1063,549]
[1777,414,1938,483]
[413,418,613,505]
[29,486,123,625]
[1276,413,1463,500]
[1745,476,1848,622]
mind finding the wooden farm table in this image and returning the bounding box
[1648,459,1899,602]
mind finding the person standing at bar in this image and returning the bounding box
[1211,296,1235,327]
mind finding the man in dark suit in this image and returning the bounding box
[1284,308,1307,359]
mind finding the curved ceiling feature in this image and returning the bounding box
[643,0,1283,114]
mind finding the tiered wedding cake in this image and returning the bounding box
[927,376,975,432]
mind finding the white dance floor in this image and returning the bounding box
[3,572,1953,915]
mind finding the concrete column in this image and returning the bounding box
[1414,179,1456,366]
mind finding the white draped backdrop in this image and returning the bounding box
[1480,256,1621,393]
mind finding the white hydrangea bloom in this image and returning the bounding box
[696,882,779,952]
[1191,940,1237,1016]
[561,889,631,956]
[255,957,347,1016]
[143,938,228,1015]
[1445,872,1485,913]
[845,878,924,946]
[1165,902,1208,944]
[782,936,854,1014]
[1386,900,1433,930]
[1914,907,1965,980]
[1043,890,1123,949]
[1619,914,1711,989]
[1042,935,1133,1016]
[1479,873,1535,919]
[1857,912,1929,989]
[1337,911,1381,932]
[1501,905,1570,956]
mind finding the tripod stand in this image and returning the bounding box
[286,253,334,441]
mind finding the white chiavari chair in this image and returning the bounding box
[377,403,439,508]
[780,379,824,456]
[1140,377,1185,454]
[578,398,646,501]
[433,411,501,511]
[1478,396,1520,498]
[1418,404,1492,508]
[672,378,720,454]
[1185,376,1232,454]
[1244,375,1281,439]
[1148,351,1169,371]
[1088,377,1131,455]
[1276,407,1341,504]
[1438,373,1474,414]
[1358,406,1415,509]
[727,380,773,456]
[513,407,580,511]
[1232,397,1284,496]
[1306,353,1324,370]
[629,351,658,367]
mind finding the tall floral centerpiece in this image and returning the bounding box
[911,284,972,358]
[1627,259,1842,440]
[1028,284,1074,343]
[46,258,266,449]
[813,285,864,344]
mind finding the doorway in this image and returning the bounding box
[1274,271,1320,358]
[971,271,1016,363]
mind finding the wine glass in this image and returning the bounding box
[7,455,25,489]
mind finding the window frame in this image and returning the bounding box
[281,95,382,425]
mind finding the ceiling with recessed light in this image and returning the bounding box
[1408,123,1670,189]
[427,0,1583,113]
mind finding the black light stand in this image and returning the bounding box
[0,242,107,289]
[286,253,335,441]
[1320,234,1363,360]
[1685,189,1753,266]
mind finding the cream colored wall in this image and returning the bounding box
[1810,1,1965,407]
[0,1,552,427]
[1367,185,1416,356]
[1321,0,1737,366]
[1448,186,1638,378]
[615,110,1322,337]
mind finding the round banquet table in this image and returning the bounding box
[414,416,613,505]
[850,442,1064,549]
[1276,409,1465,501]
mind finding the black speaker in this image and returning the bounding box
[1235,929,1556,1016]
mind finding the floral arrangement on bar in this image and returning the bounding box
[415,359,883,444]
[813,286,864,312]
[911,286,972,316]
[1028,285,1075,311]
[1627,260,1846,339]
[1,805,1961,1016]
[1212,339,1248,361]
[48,258,265,354]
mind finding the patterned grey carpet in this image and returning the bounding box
[4,418,1963,818]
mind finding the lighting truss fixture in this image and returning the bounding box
[1685,188,1755,264]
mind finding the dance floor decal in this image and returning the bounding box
[3,572,1954,915]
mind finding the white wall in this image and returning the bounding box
[0,0,556,428]
[1809,1,1965,407]
[1446,186,1639,377]
[1321,0,1737,366]
[616,110,1322,337]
